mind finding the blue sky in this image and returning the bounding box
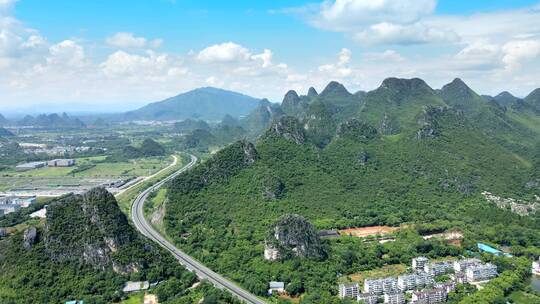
[1,0,540,113]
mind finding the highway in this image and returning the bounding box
[131,154,267,304]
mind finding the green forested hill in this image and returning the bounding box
[164,78,540,303]
[125,87,260,121]
[0,188,239,304]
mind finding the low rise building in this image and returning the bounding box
[339,282,359,299]
[10,196,36,207]
[122,281,149,293]
[384,292,405,304]
[411,288,447,304]
[0,204,20,215]
[48,159,76,167]
[364,277,398,295]
[15,161,46,171]
[318,229,340,239]
[268,281,285,295]
[0,209,4,217]
[453,258,481,273]
[466,263,498,282]
[413,257,429,271]
[357,293,379,304]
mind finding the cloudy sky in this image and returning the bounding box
[1,0,540,113]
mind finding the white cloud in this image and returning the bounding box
[197,42,251,63]
[0,0,17,15]
[304,0,457,45]
[106,32,162,49]
[251,49,273,68]
[501,40,540,71]
[101,50,186,80]
[353,21,458,45]
[318,48,353,78]
[47,40,86,68]
[315,0,436,30]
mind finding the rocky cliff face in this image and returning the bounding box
[265,116,305,145]
[43,188,139,272]
[258,170,285,201]
[264,214,324,261]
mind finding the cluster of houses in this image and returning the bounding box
[0,196,36,216]
[20,143,90,156]
[339,257,498,304]
[15,158,76,171]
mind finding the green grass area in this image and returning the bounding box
[0,156,172,193]
[121,292,144,304]
[144,188,168,235]
[116,154,186,215]
[3,156,169,179]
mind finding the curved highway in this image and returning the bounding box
[131,154,266,304]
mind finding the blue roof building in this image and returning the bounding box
[477,243,512,257]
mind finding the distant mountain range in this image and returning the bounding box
[17,113,86,129]
[124,87,261,121]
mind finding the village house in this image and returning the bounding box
[268,281,285,295]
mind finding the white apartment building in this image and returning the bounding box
[424,261,453,276]
[397,272,433,291]
[453,258,481,273]
[466,263,498,282]
[358,293,379,304]
[413,257,429,271]
[338,282,359,299]
[384,292,405,304]
[411,288,447,304]
[364,278,398,295]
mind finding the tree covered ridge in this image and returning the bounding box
[163,78,539,302]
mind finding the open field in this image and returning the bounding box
[339,226,401,238]
[0,156,171,196]
[347,264,407,283]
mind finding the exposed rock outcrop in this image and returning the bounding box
[415,106,463,140]
[259,170,285,201]
[43,188,139,272]
[379,112,399,135]
[264,214,324,261]
[23,227,37,250]
[265,116,305,144]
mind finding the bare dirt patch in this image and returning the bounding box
[339,226,400,238]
